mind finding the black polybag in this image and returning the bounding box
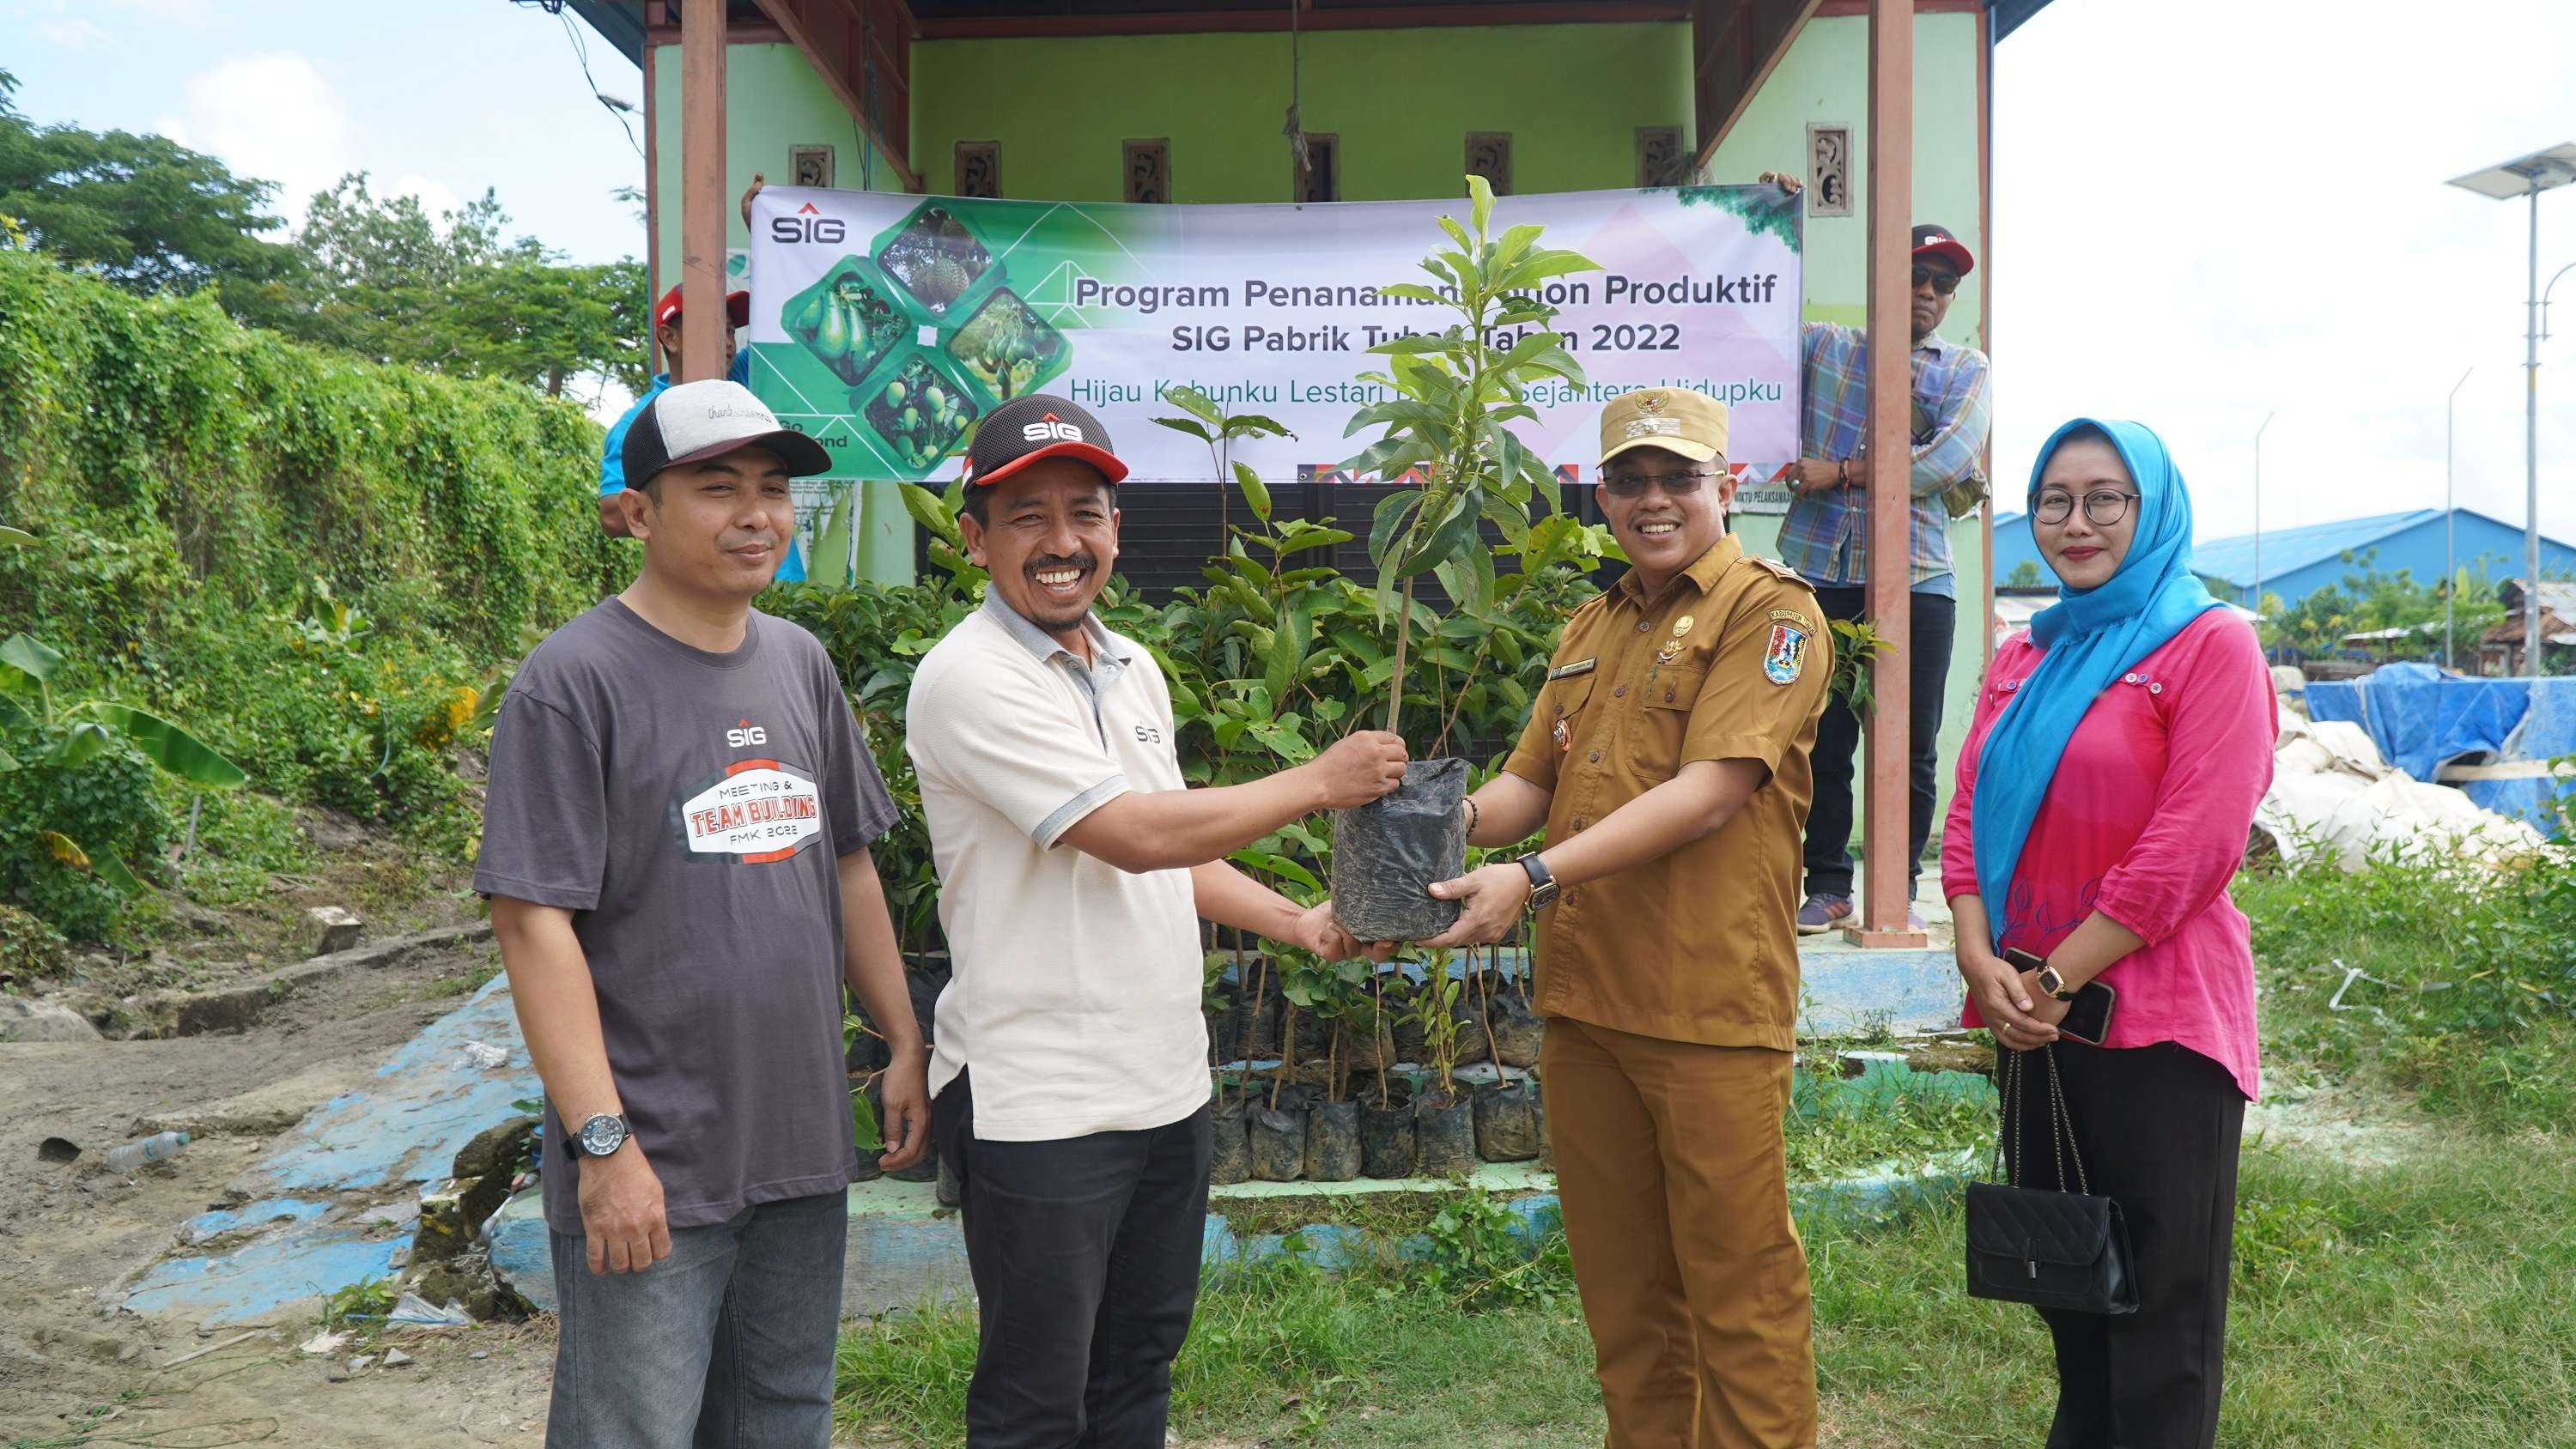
[1330,757,1469,943]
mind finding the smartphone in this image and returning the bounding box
[2001,948,2117,1046]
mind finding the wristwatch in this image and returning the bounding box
[2034,962,2078,1002]
[573,1113,631,1159]
[1516,854,1559,912]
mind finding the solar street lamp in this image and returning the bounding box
[2448,143,2576,674]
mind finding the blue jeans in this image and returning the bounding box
[545,1191,847,1449]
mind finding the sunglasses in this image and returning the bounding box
[1912,264,1959,297]
[1601,468,1715,499]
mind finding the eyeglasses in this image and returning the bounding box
[1912,264,1959,297]
[2032,488,2140,526]
[1601,468,1715,499]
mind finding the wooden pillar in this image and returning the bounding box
[1845,0,1926,948]
[679,0,727,385]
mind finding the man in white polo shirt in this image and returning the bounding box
[908,394,1402,1448]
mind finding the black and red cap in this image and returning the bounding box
[963,393,1129,488]
[654,282,751,330]
[1911,224,1975,276]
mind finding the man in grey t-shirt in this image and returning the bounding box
[477,380,926,1449]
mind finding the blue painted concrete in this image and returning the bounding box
[127,947,1965,1325]
[124,1228,404,1326]
[119,974,541,1325]
[181,1197,329,1245]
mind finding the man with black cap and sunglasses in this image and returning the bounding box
[478,379,925,1447]
[1768,173,1994,937]
[906,393,1403,1447]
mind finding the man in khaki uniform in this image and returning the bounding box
[1425,387,1831,1447]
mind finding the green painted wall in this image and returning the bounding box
[651,41,915,583]
[1710,12,1990,842]
[907,25,1694,203]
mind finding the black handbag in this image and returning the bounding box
[1964,1045,2140,1315]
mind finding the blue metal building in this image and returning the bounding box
[1990,507,2576,608]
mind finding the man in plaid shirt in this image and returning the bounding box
[1774,218,1993,934]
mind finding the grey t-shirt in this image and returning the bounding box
[474,599,896,1234]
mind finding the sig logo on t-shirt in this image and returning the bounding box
[726,718,769,748]
[670,756,823,864]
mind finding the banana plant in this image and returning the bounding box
[0,634,246,892]
[1342,175,1601,738]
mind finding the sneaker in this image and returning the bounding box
[1908,907,1928,932]
[1796,893,1853,935]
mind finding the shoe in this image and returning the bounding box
[1908,908,1928,931]
[1796,894,1853,935]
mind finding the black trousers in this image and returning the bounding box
[2003,1042,2246,1449]
[1802,585,1955,899]
[932,1070,1212,1449]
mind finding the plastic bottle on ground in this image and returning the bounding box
[104,1131,189,1173]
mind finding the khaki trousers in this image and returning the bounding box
[1544,1017,1817,1449]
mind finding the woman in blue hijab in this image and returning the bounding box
[1941,420,2277,1448]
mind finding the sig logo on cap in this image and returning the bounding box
[1021,414,1087,445]
[966,395,1131,488]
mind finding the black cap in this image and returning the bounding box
[962,393,1128,488]
[1912,224,1975,276]
[622,379,831,489]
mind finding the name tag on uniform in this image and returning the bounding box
[1547,658,1597,682]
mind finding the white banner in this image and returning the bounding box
[745,185,1804,503]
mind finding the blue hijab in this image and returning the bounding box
[1971,418,2224,946]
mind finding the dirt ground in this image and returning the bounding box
[0,925,562,1447]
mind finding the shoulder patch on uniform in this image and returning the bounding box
[1750,555,1813,586]
[1763,622,1811,686]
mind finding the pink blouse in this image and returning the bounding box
[1942,609,2276,1100]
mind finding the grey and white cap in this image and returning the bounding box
[620,379,832,488]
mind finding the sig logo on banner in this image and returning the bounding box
[669,758,823,864]
[769,201,847,246]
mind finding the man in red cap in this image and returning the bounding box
[908,393,1401,1446]
[1769,173,1993,937]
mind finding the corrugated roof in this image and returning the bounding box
[2188,509,2444,589]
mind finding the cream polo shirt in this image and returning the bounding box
[905,594,1209,1142]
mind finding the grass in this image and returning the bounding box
[835,1138,2576,1447]
[830,852,2576,1446]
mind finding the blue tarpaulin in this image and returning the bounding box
[2306,664,2576,834]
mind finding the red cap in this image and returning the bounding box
[654,283,751,330]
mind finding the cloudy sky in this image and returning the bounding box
[8,0,2574,550]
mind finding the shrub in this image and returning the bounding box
[0,250,620,931]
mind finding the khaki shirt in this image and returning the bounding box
[1503,534,1831,1051]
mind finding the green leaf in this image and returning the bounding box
[0,524,33,546]
[1467,173,1496,238]
[1500,248,1602,291]
[52,722,112,768]
[0,742,16,772]
[1365,332,1452,357]
[1151,415,1216,444]
[92,840,159,892]
[898,482,960,543]
[87,704,250,787]
[1493,222,1543,270]
[1223,413,1294,441]
[0,634,62,683]
[1264,599,1310,706]
[809,485,855,591]
[1157,385,1224,428]
[1231,461,1273,524]
[1273,525,1354,556]
[1378,283,1446,305]
[1437,214,1475,258]
[852,1086,883,1154]
[1368,490,1425,567]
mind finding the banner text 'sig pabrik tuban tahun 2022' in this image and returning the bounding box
[744,184,1805,543]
